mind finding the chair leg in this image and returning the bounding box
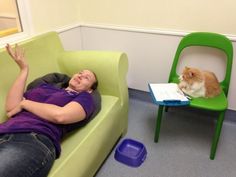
[154,105,164,142]
[165,106,169,112]
[210,111,225,160]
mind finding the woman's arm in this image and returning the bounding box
[5,44,29,113]
[7,100,86,124]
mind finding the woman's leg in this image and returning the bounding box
[0,133,56,177]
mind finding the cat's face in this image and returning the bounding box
[180,67,203,85]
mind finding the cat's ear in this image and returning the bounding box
[188,70,194,77]
[185,66,190,70]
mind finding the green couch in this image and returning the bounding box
[0,32,129,177]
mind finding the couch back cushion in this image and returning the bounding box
[58,51,128,100]
[0,32,64,122]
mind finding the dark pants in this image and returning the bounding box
[0,133,56,177]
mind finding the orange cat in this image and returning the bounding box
[178,67,221,98]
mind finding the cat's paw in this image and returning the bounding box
[178,82,186,90]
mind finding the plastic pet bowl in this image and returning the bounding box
[114,138,147,167]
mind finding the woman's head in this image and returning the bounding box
[68,70,98,93]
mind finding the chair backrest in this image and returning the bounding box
[168,32,233,96]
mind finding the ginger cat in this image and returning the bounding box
[178,67,221,98]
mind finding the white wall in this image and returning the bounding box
[58,26,82,51]
[22,0,236,36]
[80,26,180,88]
[79,0,236,36]
[27,0,80,34]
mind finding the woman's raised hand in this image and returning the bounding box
[5,44,28,70]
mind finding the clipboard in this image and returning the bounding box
[148,83,190,106]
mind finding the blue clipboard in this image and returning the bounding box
[148,83,190,106]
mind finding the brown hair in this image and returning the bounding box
[91,71,98,90]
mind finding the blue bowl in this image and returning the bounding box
[114,138,147,167]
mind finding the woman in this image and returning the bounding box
[0,44,97,177]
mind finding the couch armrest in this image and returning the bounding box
[57,51,128,106]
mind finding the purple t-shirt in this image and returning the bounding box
[0,84,95,157]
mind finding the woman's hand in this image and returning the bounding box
[5,44,28,71]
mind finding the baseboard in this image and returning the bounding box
[129,88,153,103]
[128,88,236,123]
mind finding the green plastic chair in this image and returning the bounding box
[154,32,233,160]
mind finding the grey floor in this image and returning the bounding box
[95,91,236,177]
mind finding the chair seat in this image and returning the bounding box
[189,91,228,111]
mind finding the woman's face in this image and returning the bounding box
[68,70,96,93]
